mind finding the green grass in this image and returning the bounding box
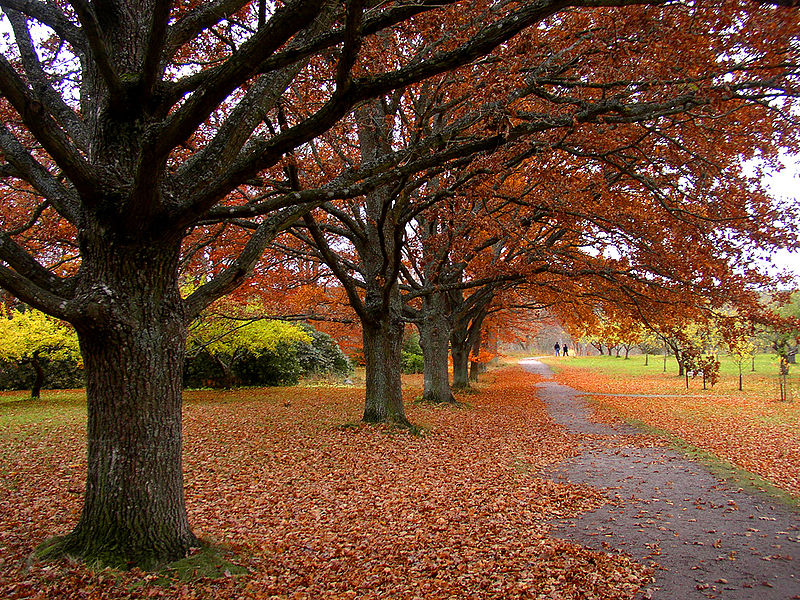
[0,389,87,429]
[548,352,788,379]
[152,542,249,583]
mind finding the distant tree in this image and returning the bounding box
[637,329,662,367]
[0,305,80,398]
[767,292,800,364]
[719,315,757,391]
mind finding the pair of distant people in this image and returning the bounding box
[554,342,569,357]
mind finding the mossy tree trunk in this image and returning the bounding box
[45,234,198,568]
[362,315,408,425]
[417,294,455,404]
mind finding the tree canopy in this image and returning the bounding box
[0,0,798,569]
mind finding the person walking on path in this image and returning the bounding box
[554,341,561,356]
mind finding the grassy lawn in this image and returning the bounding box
[0,368,649,600]
[542,354,800,500]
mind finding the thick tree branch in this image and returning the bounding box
[163,0,459,104]
[0,265,74,320]
[5,9,88,149]
[0,55,100,200]
[300,212,369,323]
[171,0,581,218]
[0,232,75,297]
[169,4,340,206]
[0,123,80,222]
[67,0,125,103]
[152,0,327,161]
[183,202,322,319]
[141,0,173,97]
[0,1,83,49]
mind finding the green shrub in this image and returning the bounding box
[403,330,423,355]
[295,325,352,377]
[0,357,84,391]
[184,320,351,388]
[401,350,424,374]
[233,343,302,386]
[183,351,230,389]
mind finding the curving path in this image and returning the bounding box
[521,358,800,600]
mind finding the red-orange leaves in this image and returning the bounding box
[0,368,649,599]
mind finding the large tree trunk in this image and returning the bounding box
[469,359,480,382]
[43,236,197,568]
[417,296,455,404]
[362,317,408,425]
[450,303,488,390]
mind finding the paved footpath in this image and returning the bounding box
[520,359,800,600]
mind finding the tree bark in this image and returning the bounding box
[417,296,455,403]
[30,351,44,399]
[469,331,482,382]
[210,352,236,388]
[469,359,482,382]
[43,235,198,568]
[362,317,408,425]
[788,348,797,364]
[451,331,471,390]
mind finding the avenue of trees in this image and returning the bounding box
[0,0,798,568]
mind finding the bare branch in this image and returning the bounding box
[0,122,80,222]
[0,1,83,49]
[0,55,100,200]
[5,8,88,149]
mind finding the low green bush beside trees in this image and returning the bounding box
[401,331,424,374]
[0,304,352,392]
[184,319,352,388]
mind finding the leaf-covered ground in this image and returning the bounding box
[0,367,649,599]
[546,356,800,500]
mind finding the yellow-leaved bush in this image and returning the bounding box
[0,304,81,365]
[186,317,316,387]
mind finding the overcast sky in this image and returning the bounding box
[762,154,800,283]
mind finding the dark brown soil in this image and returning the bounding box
[522,359,800,600]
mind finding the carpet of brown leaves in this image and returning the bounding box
[552,362,800,499]
[0,367,650,599]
